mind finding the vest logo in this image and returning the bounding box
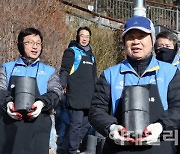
[83,61,93,65]
[38,71,46,75]
[156,77,163,82]
[78,55,81,60]
[149,79,156,83]
[115,81,124,89]
[12,68,20,73]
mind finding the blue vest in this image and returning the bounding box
[172,55,180,70]
[69,46,95,74]
[104,57,177,115]
[3,58,55,95]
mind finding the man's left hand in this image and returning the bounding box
[27,101,45,120]
[137,122,163,145]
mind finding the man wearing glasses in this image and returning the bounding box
[0,27,63,154]
[59,26,97,154]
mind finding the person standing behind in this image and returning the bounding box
[0,28,63,154]
[155,30,179,67]
[59,26,97,154]
[88,16,180,154]
[154,30,180,154]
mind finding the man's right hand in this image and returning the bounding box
[7,102,22,120]
[109,124,135,145]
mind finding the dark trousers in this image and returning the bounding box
[67,109,90,154]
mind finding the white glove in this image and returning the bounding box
[139,122,163,145]
[27,100,44,119]
[7,102,22,120]
[109,124,135,145]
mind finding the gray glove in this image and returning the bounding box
[138,122,163,145]
[27,100,44,120]
[7,102,22,120]
[109,124,135,145]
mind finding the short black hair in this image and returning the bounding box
[76,26,91,43]
[17,28,43,56]
[154,31,178,51]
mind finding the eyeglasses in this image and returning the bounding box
[79,34,90,39]
[157,44,172,49]
[23,41,42,47]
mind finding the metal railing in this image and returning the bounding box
[146,3,179,31]
[63,0,179,32]
[96,0,133,22]
[96,0,179,31]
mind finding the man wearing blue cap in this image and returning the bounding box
[88,16,180,153]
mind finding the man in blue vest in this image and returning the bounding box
[89,16,180,154]
[59,26,97,154]
[0,28,63,154]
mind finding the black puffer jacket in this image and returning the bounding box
[59,40,97,109]
[89,70,180,136]
[59,40,97,88]
[89,56,180,154]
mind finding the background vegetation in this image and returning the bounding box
[0,0,125,76]
[0,0,67,68]
[1,0,179,75]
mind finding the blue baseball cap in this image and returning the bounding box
[122,16,155,45]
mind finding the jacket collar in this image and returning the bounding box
[120,56,160,76]
[172,55,180,66]
[15,57,40,66]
